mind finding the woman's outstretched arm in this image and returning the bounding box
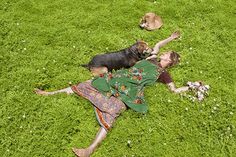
[167,82,189,93]
[151,31,180,55]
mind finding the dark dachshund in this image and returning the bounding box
[81,40,153,76]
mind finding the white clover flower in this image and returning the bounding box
[194,82,200,87]
[127,140,131,144]
[187,81,192,86]
[197,91,201,95]
[198,93,204,101]
[205,85,210,89]
[186,81,210,101]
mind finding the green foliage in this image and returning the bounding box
[0,0,235,156]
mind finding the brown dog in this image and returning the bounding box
[140,12,163,31]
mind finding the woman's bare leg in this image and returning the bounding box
[34,87,74,96]
[73,127,107,157]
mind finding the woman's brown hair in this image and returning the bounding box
[169,51,180,67]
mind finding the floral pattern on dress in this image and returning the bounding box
[92,60,160,113]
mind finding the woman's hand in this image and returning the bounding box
[146,54,157,60]
[170,31,180,39]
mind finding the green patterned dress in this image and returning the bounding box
[91,60,160,113]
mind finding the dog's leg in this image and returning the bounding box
[34,87,73,96]
[151,31,180,55]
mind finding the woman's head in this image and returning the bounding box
[169,51,180,67]
[160,51,180,68]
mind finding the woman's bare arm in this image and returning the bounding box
[167,82,189,93]
[151,31,180,55]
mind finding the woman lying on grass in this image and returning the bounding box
[35,50,190,157]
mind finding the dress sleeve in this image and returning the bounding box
[158,70,173,84]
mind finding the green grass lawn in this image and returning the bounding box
[1,0,235,156]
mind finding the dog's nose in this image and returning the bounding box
[139,25,144,29]
[139,23,145,29]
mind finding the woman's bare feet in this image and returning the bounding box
[34,89,50,96]
[72,148,93,157]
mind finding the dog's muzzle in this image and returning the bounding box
[140,49,152,59]
[139,23,146,29]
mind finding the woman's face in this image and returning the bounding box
[160,52,171,63]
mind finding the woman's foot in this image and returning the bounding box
[72,148,93,157]
[34,89,49,96]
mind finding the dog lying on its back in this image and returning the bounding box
[81,40,153,76]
